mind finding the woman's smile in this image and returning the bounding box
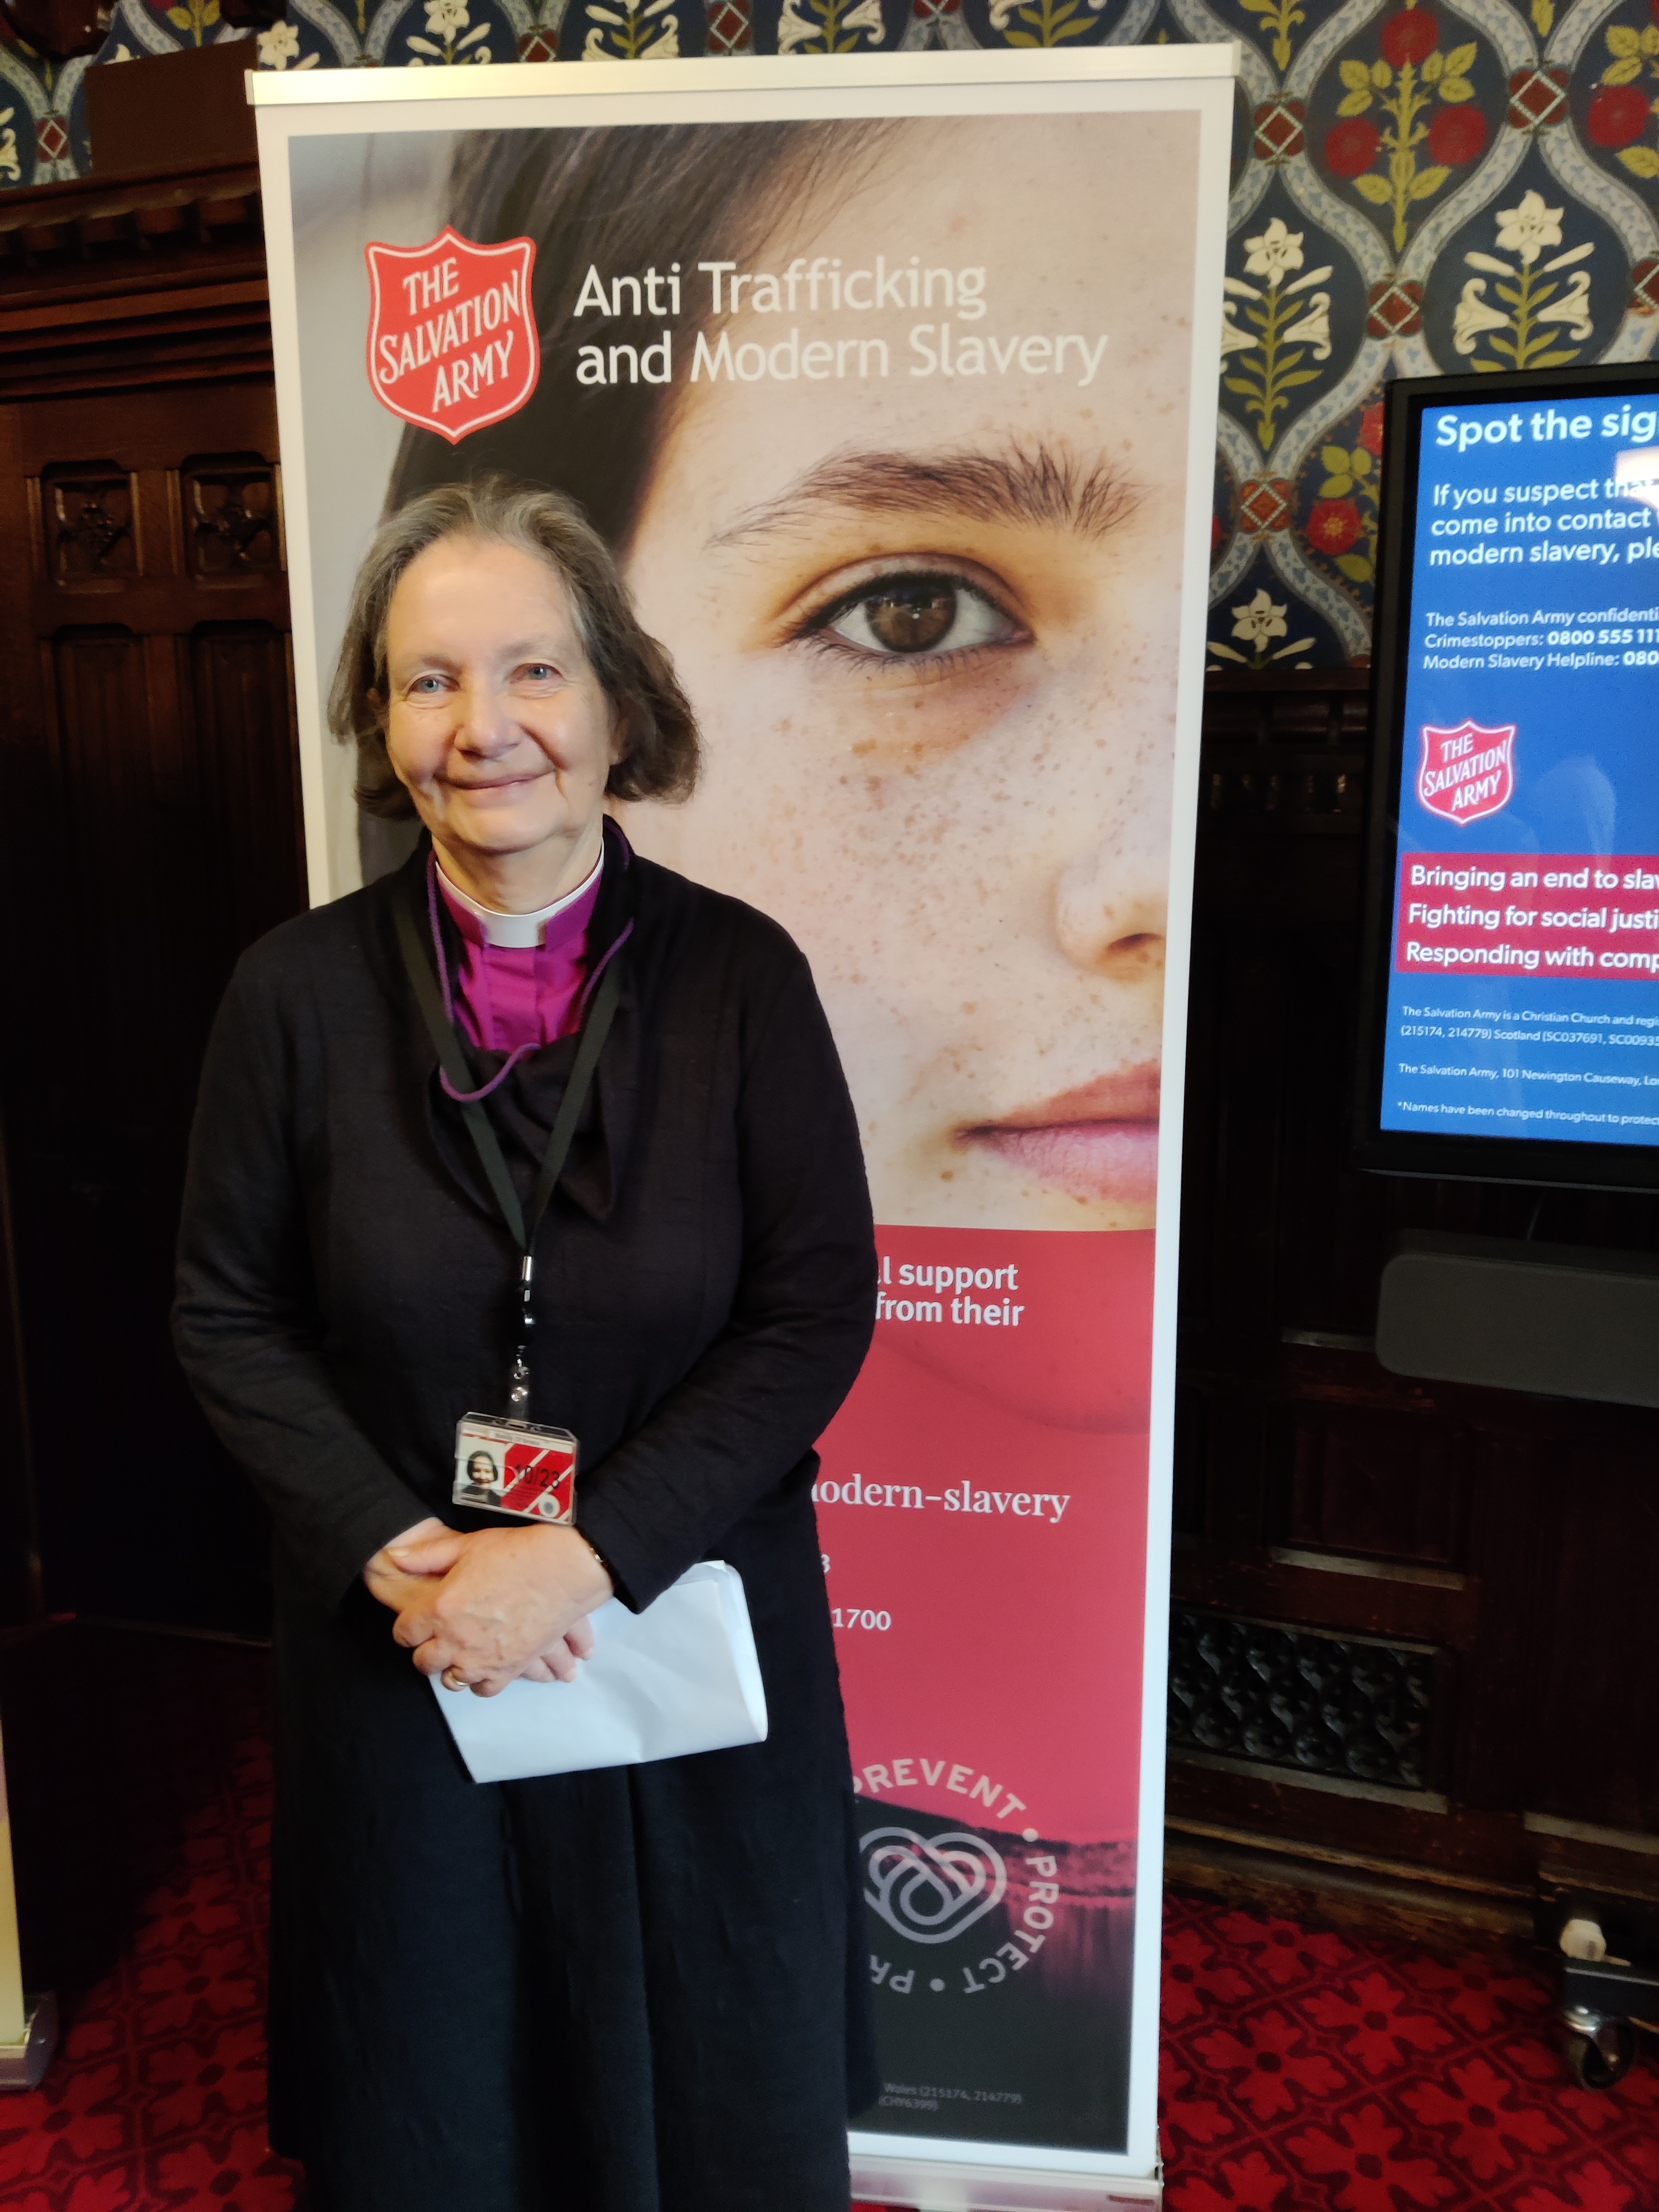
[444,770,551,797]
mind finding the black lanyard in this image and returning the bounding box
[394,872,625,1417]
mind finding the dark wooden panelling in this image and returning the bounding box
[1174,670,1659,1927]
[189,621,306,961]
[1528,1431,1659,1836]
[1277,1406,1460,1566]
[0,1121,43,1627]
[0,200,299,1631]
[0,164,268,404]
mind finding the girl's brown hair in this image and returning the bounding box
[328,477,698,820]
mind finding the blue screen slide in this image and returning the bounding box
[1383,391,1659,1147]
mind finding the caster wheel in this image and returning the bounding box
[1564,2023,1636,2090]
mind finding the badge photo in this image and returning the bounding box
[453,1415,577,1524]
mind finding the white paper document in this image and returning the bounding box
[430,1560,768,1783]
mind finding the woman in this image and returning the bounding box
[173,481,879,2211]
[381,123,1192,2136]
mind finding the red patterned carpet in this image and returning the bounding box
[0,1630,1651,2211]
[1157,1893,1656,2212]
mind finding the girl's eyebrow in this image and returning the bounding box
[708,439,1140,549]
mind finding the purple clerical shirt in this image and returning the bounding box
[434,857,602,1055]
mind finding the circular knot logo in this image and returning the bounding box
[860,1828,1007,1947]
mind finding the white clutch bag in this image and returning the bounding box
[429,1559,769,1783]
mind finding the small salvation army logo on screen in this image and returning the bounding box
[1417,718,1516,826]
[365,229,539,446]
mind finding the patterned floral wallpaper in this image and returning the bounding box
[2,0,1656,666]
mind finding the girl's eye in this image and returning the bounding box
[409,674,447,696]
[812,575,1022,661]
[521,662,561,684]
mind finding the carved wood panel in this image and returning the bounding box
[40,465,139,586]
[182,455,283,583]
[0,383,301,1633]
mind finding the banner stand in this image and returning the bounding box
[253,51,1234,2201]
[849,2143,1162,2210]
[0,1726,55,2091]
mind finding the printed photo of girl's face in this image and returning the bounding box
[615,114,1196,1235]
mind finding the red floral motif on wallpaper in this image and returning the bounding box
[1322,7,1492,252]
[1308,497,1365,555]
[1587,81,1651,144]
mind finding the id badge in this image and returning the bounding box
[454,1414,578,1524]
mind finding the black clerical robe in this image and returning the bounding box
[173,825,879,2212]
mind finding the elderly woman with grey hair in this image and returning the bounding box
[173,479,878,2212]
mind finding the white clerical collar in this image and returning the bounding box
[436,848,603,949]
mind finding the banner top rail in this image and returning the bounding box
[247,45,1240,108]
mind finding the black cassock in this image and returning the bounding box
[173,824,879,2212]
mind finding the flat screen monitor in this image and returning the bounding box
[1355,363,1659,1193]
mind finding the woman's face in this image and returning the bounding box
[382,535,617,884]
[620,115,1194,1232]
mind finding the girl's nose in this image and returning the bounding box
[1055,832,1167,978]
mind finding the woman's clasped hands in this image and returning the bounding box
[363,1517,615,1696]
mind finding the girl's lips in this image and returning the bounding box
[960,1068,1162,1207]
[967,1121,1160,1207]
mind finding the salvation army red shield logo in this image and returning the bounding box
[1416,718,1516,826]
[366,227,539,447]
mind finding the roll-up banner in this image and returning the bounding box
[253,52,1233,2206]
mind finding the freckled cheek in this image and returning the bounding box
[672,655,1164,970]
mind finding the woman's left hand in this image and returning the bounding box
[384,1522,614,1696]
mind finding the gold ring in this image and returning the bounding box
[443,1666,467,1689]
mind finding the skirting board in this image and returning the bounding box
[849,2145,1161,2210]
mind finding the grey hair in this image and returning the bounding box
[328,477,699,820]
